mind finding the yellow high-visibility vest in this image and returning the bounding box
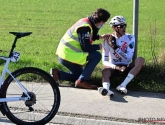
[56,18,94,65]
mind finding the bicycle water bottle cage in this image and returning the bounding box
[11,51,20,62]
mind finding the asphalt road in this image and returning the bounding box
[0,85,165,125]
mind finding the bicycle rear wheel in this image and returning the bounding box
[1,67,60,125]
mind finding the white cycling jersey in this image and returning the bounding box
[102,33,135,69]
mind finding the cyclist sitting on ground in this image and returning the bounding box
[98,15,145,96]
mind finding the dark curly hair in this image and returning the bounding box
[91,8,110,23]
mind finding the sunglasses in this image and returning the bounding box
[115,24,127,28]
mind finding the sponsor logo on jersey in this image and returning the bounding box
[121,42,127,53]
[113,51,122,62]
[113,51,119,58]
[128,35,132,40]
[119,51,127,59]
[113,58,122,62]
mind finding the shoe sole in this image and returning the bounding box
[110,93,114,97]
[120,90,125,94]
[75,82,97,90]
[98,88,108,96]
[116,86,127,94]
[117,89,126,94]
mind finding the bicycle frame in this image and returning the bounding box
[0,32,32,102]
[0,56,30,102]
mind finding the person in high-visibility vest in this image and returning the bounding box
[50,8,111,89]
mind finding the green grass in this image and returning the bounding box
[0,0,165,92]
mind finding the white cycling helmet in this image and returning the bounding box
[109,16,126,27]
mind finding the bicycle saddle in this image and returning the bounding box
[9,32,32,38]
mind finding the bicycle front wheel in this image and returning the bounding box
[1,67,60,125]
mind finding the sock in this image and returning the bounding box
[120,74,134,88]
[103,82,110,90]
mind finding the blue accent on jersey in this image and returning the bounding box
[129,42,134,49]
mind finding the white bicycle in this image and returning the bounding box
[0,32,60,125]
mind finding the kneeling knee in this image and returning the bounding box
[96,51,102,60]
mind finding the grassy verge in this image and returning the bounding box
[0,0,165,92]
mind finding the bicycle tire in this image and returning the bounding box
[1,67,60,125]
